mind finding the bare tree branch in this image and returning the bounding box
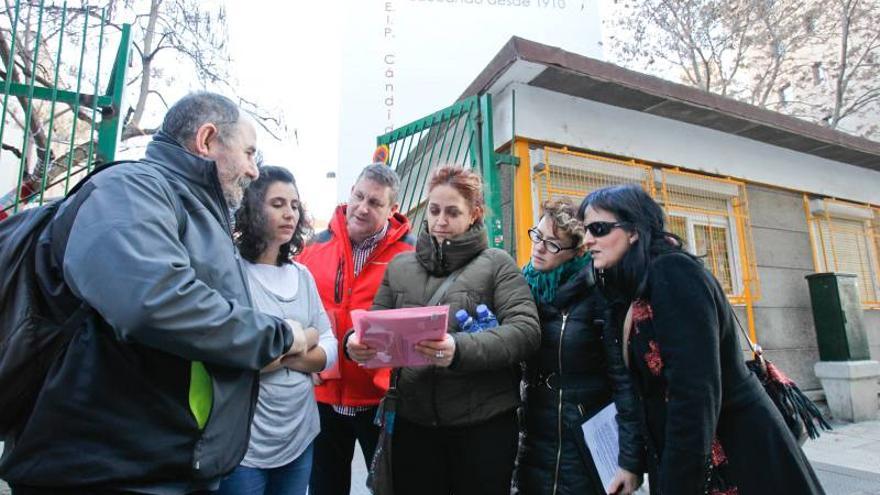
[604,0,880,141]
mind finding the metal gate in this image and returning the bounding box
[376,94,509,250]
[0,1,131,220]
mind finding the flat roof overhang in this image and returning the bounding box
[460,37,880,172]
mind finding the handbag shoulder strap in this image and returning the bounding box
[426,268,463,307]
[389,254,474,390]
[731,307,759,356]
[426,255,477,307]
[622,303,634,369]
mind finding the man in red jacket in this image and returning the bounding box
[300,163,414,495]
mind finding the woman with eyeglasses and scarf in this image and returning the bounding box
[580,184,824,495]
[517,198,644,495]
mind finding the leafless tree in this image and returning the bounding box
[794,0,880,137]
[603,0,879,141]
[0,0,284,215]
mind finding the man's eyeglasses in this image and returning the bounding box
[585,221,626,238]
[528,227,577,254]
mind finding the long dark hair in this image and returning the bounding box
[578,184,689,300]
[234,166,312,265]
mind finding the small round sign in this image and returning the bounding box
[373,144,390,165]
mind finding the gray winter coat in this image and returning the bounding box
[0,133,294,491]
[372,223,540,427]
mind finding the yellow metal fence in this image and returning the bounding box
[533,147,760,306]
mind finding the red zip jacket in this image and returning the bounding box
[298,205,414,406]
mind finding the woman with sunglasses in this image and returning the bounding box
[217,166,338,495]
[347,165,540,494]
[517,198,644,495]
[580,184,824,495]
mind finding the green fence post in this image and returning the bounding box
[96,23,131,164]
[479,94,503,249]
[85,7,107,171]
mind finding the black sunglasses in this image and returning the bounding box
[528,227,577,254]
[585,221,627,238]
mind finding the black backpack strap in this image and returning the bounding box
[47,161,188,319]
[65,160,135,198]
[48,161,138,267]
[50,160,188,262]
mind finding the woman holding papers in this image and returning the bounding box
[217,166,338,495]
[517,198,644,495]
[347,165,540,495]
[580,184,824,495]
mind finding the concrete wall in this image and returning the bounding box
[866,311,880,362]
[746,184,880,388]
[747,184,824,389]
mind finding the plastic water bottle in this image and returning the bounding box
[455,309,479,333]
[476,304,499,329]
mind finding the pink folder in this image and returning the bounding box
[351,305,449,369]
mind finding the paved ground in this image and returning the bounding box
[803,420,880,495]
[3,420,880,494]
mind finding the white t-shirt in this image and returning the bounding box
[241,260,337,469]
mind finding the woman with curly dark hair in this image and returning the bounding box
[217,166,337,495]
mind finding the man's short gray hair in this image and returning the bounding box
[355,163,401,204]
[162,92,240,149]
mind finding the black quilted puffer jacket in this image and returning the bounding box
[517,267,645,495]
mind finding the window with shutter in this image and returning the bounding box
[806,198,880,308]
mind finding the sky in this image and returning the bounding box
[225,2,343,225]
[0,0,605,221]
[223,1,602,225]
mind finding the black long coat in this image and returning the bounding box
[517,269,644,495]
[626,252,825,495]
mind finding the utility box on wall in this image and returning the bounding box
[805,272,870,362]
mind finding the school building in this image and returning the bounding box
[384,36,880,410]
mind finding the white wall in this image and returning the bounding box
[493,83,880,205]
[335,0,603,200]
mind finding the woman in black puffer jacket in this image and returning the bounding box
[517,198,645,495]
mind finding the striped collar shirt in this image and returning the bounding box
[333,221,390,417]
[350,221,389,276]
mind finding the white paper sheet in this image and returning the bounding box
[581,403,620,491]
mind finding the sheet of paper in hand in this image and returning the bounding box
[581,402,620,491]
[351,305,449,368]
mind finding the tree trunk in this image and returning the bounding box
[128,0,162,130]
[830,0,853,128]
[0,30,50,164]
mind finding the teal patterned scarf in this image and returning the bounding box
[522,253,591,305]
